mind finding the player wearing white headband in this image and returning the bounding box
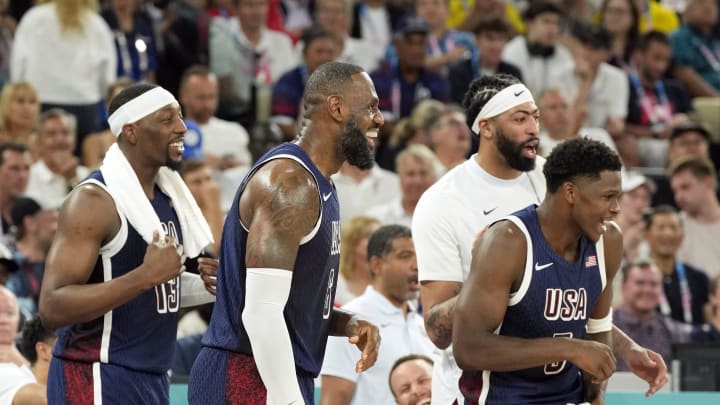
[413,74,668,404]
[41,83,217,404]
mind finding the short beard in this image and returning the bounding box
[339,117,374,170]
[496,127,536,172]
[166,156,182,172]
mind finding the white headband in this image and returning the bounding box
[108,87,179,137]
[470,83,535,134]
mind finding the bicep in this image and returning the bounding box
[42,187,117,292]
[590,224,623,320]
[242,162,320,270]
[455,223,526,334]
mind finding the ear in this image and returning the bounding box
[369,255,383,278]
[478,119,494,141]
[562,181,577,204]
[122,123,139,145]
[327,95,344,123]
[35,342,51,362]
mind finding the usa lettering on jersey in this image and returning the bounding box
[544,288,587,321]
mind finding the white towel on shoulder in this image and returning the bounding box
[99,143,213,258]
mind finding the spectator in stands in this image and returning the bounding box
[691,274,720,341]
[426,105,470,174]
[669,156,720,278]
[670,0,720,97]
[366,145,438,227]
[0,143,31,246]
[372,15,450,125]
[313,0,383,72]
[613,259,691,371]
[102,0,159,83]
[179,65,252,211]
[599,0,640,72]
[350,0,405,52]
[569,23,628,145]
[4,315,56,403]
[333,157,400,224]
[633,0,680,34]
[447,15,522,104]
[0,287,41,403]
[389,354,433,405]
[617,170,655,262]
[502,1,574,96]
[412,0,477,76]
[652,121,716,207]
[8,197,57,316]
[625,31,692,168]
[271,26,338,140]
[11,0,117,154]
[0,82,39,153]
[178,159,223,256]
[644,205,709,325]
[25,109,89,210]
[81,77,133,169]
[335,216,381,305]
[209,0,296,122]
[321,225,434,404]
[536,87,617,157]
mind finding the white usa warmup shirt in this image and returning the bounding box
[412,155,546,404]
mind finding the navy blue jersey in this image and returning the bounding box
[460,205,607,405]
[52,171,183,374]
[201,142,341,377]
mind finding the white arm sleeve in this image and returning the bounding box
[242,268,304,405]
[180,272,216,308]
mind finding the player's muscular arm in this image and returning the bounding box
[421,280,462,349]
[241,159,320,270]
[40,185,182,329]
[452,222,615,379]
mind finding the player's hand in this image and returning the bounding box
[346,318,381,373]
[198,257,218,295]
[572,340,616,382]
[622,345,668,397]
[141,230,184,287]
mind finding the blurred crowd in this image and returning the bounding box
[0,0,720,403]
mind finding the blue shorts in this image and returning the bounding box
[188,347,315,404]
[47,357,170,404]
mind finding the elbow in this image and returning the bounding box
[38,294,64,330]
[452,340,474,370]
[426,328,452,350]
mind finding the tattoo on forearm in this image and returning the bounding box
[427,304,454,344]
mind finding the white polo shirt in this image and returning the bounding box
[321,286,434,404]
[0,363,36,404]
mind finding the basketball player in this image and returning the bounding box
[412,74,667,403]
[188,62,382,405]
[454,137,621,403]
[39,83,216,403]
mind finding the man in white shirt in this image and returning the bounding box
[25,109,90,210]
[179,65,252,211]
[413,73,668,404]
[321,225,435,404]
[333,161,400,225]
[669,156,720,278]
[366,144,439,227]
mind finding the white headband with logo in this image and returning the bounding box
[108,87,179,137]
[470,83,535,134]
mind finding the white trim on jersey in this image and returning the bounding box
[82,179,128,256]
[502,216,533,307]
[93,362,103,404]
[100,255,113,364]
[238,153,324,245]
[595,235,607,291]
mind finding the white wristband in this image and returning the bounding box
[587,311,613,334]
[242,267,304,404]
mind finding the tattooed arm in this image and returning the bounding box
[421,281,462,349]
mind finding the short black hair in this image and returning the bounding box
[0,142,28,166]
[18,315,56,365]
[462,74,522,134]
[388,354,434,398]
[303,61,365,119]
[474,15,512,36]
[301,25,336,54]
[543,137,622,193]
[522,1,563,21]
[107,83,158,118]
[643,204,679,230]
[367,224,412,261]
[572,22,612,50]
[637,30,670,52]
